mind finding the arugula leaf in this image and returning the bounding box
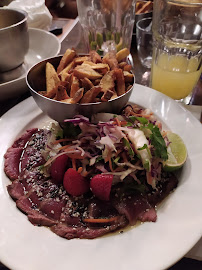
[128,116,136,123]
[62,122,81,138]
[128,116,148,125]
[147,124,168,160]
[126,122,133,127]
[136,117,148,125]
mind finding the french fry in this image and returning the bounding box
[123,64,132,72]
[71,88,84,103]
[55,85,69,101]
[80,77,94,90]
[119,62,127,69]
[73,65,102,80]
[114,68,125,96]
[46,62,60,93]
[74,56,89,65]
[59,71,71,82]
[110,92,118,100]
[116,48,130,62]
[100,71,115,92]
[103,52,118,70]
[123,71,134,83]
[80,86,102,103]
[57,48,76,73]
[89,50,102,63]
[59,60,75,79]
[70,76,80,98]
[101,89,114,102]
[94,79,101,85]
[45,80,68,99]
[82,61,110,73]
[45,86,57,99]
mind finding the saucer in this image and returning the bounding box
[0,28,61,101]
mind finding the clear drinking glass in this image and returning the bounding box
[136,17,153,68]
[76,0,136,55]
[150,0,202,104]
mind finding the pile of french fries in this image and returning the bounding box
[39,48,134,104]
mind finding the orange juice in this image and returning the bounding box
[151,52,202,100]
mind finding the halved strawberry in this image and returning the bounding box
[63,168,90,196]
[50,154,69,184]
[90,174,113,201]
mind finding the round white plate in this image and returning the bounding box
[0,84,202,270]
[0,28,61,101]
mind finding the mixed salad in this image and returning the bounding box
[42,104,175,201]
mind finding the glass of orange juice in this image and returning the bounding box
[150,0,202,104]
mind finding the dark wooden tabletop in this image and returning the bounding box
[0,18,201,270]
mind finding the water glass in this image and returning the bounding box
[136,17,153,68]
[150,0,202,104]
[76,0,136,55]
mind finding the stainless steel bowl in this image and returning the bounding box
[0,8,29,72]
[26,55,134,123]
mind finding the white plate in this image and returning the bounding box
[0,28,61,101]
[0,84,202,270]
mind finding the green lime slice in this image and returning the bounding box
[163,132,187,172]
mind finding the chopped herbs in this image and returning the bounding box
[147,124,168,160]
[127,115,168,161]
[123,138,134,156]
[95,156,104,163]
[137,144,148,151]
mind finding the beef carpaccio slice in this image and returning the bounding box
[4,128,178,240]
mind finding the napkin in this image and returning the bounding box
[7,0,52,30]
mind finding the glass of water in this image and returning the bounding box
[76,0,136,55]
[136,17,153,68]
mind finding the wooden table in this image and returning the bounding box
[0,18,202,270]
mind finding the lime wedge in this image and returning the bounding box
[163,132,187,172]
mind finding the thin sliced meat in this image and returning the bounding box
[4,128,49,180]
[19,130,49,174]
[4,148,23,180]
[7,180,25,200]
[60,200,82,226]
[88,199,119,219]
[12,129,38,148]
[39,199,66,220]
[147,174,178,206]
[112,195,157,225]
[16,196,35,215]
[28,213,57,227]
[138,208,157,222]
[52,216,127,239]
